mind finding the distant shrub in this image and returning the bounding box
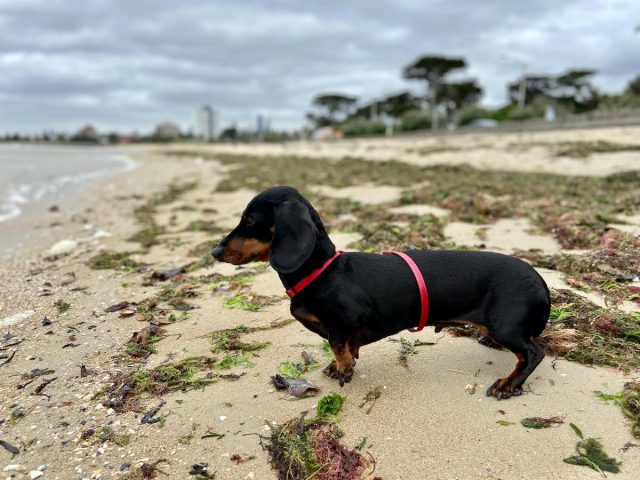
[399,110,432,131]
[506,106,539,121]
[457,106,492,126]
[340,119,386,137]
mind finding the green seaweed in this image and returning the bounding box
[317,393,345,419]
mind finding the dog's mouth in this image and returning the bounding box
[221,250,268,265]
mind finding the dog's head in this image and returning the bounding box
[212,186,324,273]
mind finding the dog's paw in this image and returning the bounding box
[322,361,353,386]
[322,361,337,377]
[486,379,523,400]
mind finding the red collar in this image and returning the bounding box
[286,251,343,298]
[384,251,429,332]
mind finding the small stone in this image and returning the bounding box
[37,464,47,471]
[29,470,44,479]
[47,239,78,257]
[219,416,227,422]
[3,465,21,472]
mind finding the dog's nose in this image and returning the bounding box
[212,245,224,260]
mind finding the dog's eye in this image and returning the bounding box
[245,217,256,228]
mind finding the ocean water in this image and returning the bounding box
[0,144,136,223]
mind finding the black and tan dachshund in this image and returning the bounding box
[212,186,550,400]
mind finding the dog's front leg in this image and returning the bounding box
[323,332,354,387]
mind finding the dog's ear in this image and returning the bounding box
[270,200,318,273]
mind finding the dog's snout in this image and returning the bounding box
[212,244,224,260]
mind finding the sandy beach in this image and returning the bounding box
[1,126,639,480]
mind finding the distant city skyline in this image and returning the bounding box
[1,0,639,134]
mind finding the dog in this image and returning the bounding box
[212,186,550,400]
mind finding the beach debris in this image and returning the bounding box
[0,350,17,367]
[127,325,166,359]
[127,460,167,479]
[278,361,306,378]
[54,299,70,314]
[271,374,319,397]
[80,428,95,440]
[389,337,435,367]
[564,423,621,474]
[29,470,44,479]
[22,368,55,379]
[87,250,142,270]
[496,420,515,426]
[141,400,166,424]
[0,440,20,455]
[465,383,477,395]
[150,264,192,282]
[49,204,60,212]
[265,412,366,480]
[0,310,35,328]
[521,416,564,429]
[595,382,640,438]
[60,271,76,286]
[317,393,345,419]
[96,426,130,446]
[34,377,57,396]
[41,316,52,326]
[201,428,225,440]
[189,462,214,478]
[359,386,384,414]
[230,454,255,465]
[46,239,78,259]
[105,300,133,313]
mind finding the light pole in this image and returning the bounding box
[500,54,529,107]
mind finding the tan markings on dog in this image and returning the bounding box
[226,237,271,262]
[503,352,526,383]
[331,344,354,373]
[349,344,360,359]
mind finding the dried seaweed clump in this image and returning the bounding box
[265,415,366,480]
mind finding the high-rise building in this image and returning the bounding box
[197,105,217,142]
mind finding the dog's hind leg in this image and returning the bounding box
[486,338,544,400]
[485,304,547,400]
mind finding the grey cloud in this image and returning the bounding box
[0,0,638,133]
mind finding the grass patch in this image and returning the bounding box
[209,324,270,354]
[169,151,640,251]
[555,140,640,158]
[265,409,366,480]
[359,386,384,415]
[96,425,131,447]
[563,423,621,474]
[102,356,235,412]
[223,292,278,311]
[595,382,640,438]
[54,299,70,314]
[87,250,142,270]
[317,393,345,419]
[539,289,640,371]
[520,416,564,429]
[128,226,164,248]
[185,220,222,233]
[128,181,198,249]
[347,214,448,252]
[519,230,640,305]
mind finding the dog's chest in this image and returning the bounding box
[291,304,329,336]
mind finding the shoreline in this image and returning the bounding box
[0,145,143,257]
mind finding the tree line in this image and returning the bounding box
[307,54,640,136]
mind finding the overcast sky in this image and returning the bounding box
[1,0,639,134]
